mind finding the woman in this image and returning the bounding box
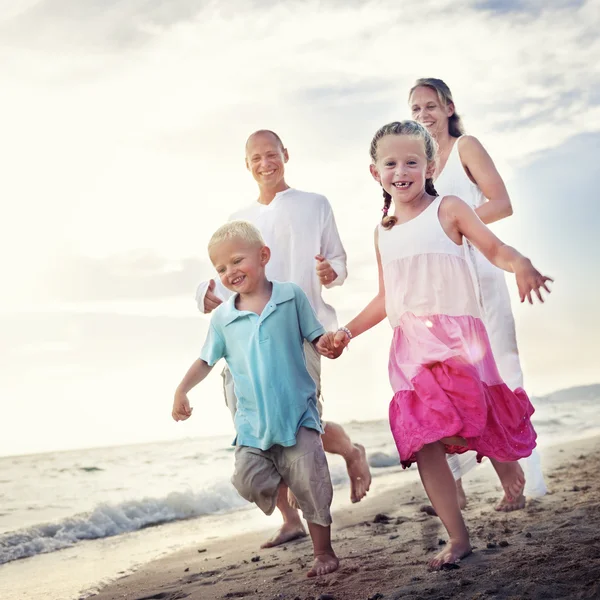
[408,77,547,510]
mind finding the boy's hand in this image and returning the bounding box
[172,389,193,421]
[315,255,338,285]
[204,279,223,313]
[514,258,553,304]
[316,331,349,359]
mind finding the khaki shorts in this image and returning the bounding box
[221,340,324,420]
[231,427,333,526]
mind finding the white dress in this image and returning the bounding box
[434,137,547,497]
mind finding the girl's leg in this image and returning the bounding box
[416,442,472,569]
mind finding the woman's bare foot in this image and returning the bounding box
[428,538,472,570]
[490,459,526,512]
[260,522,307,548]
[346,444,372,503]
[307,552,339,577]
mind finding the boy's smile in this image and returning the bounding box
[209,238,271,296]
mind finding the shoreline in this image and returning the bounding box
[91,434,600,600]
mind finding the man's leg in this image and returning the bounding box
[223,366,305,548]
[304,342,371,503]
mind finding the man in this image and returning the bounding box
[195,130,371,548]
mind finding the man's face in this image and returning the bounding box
[245,132,288,189]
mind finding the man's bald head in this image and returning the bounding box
[245,130,285,154]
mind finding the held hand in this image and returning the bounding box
[172,389,193,422]
[514,259,553,304]
[315,255,338,286]
[204,279,223,313]
[316,331,350,359]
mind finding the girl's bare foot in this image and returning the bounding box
[307,552,339,577]
[260,522,307,548]
[428,538,472,570]
[346,444,372,503]
[490,459,526,512]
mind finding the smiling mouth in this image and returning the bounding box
[230,276,245,286]
[393,182,411,189]
[260,170,275,176]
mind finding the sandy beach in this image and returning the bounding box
[91,435,600,600]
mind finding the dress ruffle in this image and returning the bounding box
[387,314,537,468]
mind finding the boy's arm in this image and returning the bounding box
[172,359,213,421]
[319,201,348,288]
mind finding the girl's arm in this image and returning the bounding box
[442,196,552,304]
[318,228,386,357]
[458,136,513,225]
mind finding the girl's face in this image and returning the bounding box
[409,86,453,139]
[370,135,434,205]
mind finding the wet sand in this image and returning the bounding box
[91,435,600,600]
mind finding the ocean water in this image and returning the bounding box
[1,385,599,600]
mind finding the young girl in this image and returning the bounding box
[317,121,552,569]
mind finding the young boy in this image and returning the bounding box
[172,220,339,577]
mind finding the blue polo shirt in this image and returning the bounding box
[200,281,326,451]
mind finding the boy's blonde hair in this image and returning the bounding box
[208,220,265,251]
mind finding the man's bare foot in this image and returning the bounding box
[490,460,526,512]
[346,444,372,503]
[260,523,307,549]
[428,539,472,570]
[307,552,339,577]
[420,479,467,516]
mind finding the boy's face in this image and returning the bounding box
[209,238,271,295]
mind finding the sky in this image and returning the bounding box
[1,0,599,456]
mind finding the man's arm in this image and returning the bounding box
[319,202,348,288]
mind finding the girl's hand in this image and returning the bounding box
[172,390,193,421]
[514,258,553,304]
[316,331,349,359]
[315,255,338,285]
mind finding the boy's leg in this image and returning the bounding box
[304,341,372,503]
[279,427,338,577]
[224,367,306,548]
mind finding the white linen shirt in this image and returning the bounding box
[195,188,347,331]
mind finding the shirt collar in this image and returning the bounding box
[220,281,294,326]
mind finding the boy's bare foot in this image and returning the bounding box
[347,444,372,503]
[427,539,472,570]
[260,523,307,548]
[307,552,339,577]
[490,460,526,512]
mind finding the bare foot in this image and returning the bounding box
[428,539,472,570]
[287,488,300,510]
[307,552,339,577]
[260,523,307,549]
[495,493,526,512]
[346,444,372,503]
[420,479,467,516]
[490,460,526,512]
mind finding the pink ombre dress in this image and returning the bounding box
[378,195,537,467]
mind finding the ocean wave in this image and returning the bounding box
[0,483,247,565]
[367,451,400,468]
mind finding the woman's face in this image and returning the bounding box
[409,86,453,139]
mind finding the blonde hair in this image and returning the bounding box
[369,120,439,230]
[409,78,465,138]
[208,220,265,251]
